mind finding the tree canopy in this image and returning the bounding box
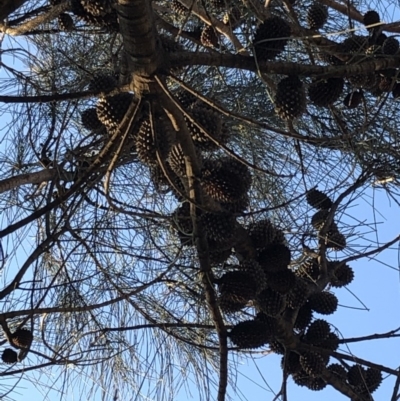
[0,0,400,400]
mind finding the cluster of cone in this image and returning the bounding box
[251,6,400,119]
[1,328,33,364]
[50,0,118,32]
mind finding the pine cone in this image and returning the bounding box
[274,76,306,120]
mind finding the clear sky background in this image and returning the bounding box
[1,1,400,401]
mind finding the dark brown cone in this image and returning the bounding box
[12,328,33,349]
[58,13,74,30]
[287,278,309,308]
[330,262,354,287]
[303,319,330,345]
[311,209,330,230]
[229,320,273,348]
[363,10,380,28]
[274,76,306,120]
[292,371,327,390]
[281,352,302,374]
[382,37,399,55]
[257,244,291,272]
[308,78,343,107]
[248,219,284,248]
[306,188,333,209]
[343,91,363,108]
[81,108,104,131]
[269,340,285,354]
[340,35,368,54]
[300,352,326,377]
[294,304,313,330]
[327,363,347,380]
[239,259,267,293]
[96,92,135,131]
[201,157,252,203]
[307,291,338,315]
[253,16,291,61]
[326,229,346,251]
[201,25,219,48]
[88,73,117,93]
[1,348,18,364]
[256,288,286,317]
[218,292,247,313]
[266,269,296,294]
[320,332,340,351]
[221,194,250,214]
[347,364,367,386]
[171,0,187,15]
[366,368,382,393]
[216,270,258,304]
[201,212,236,244]
[307,3,328,30]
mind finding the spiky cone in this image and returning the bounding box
[96,92,135,131]
[201,157,252,203]
[286,277,309,308]
[71,0,118,31]
[229,319,273,349]
[12,328,33,349]
[300,352,327,377]
[254,312,279,335]
[292,371,327,390]
[274,76,306,120]
[348,74,368,89]
[365,367,383,393]
[308,78,343,107]
[184,105,223,150]
[296,258,320,282]
[255,288,286,317]
[88,73,117,93]
[303,319,330,345]
[1,348,18,364]
[347,364,367,386]
[363,10,380,29]
[171,0,187,15]
[269,340,285,354]
[343,91,363,108]
[80,0,112,16]
[168,143,197,178]
[305,187,333,211]
[326,229,346,251]
[327,363,347,381]
[135,114,174,167]
[320,332,340,351]
[307,291,338,315]
[248,219,285,249]
[307,3,328,30]
[382,36,400,55]
[330,262,354,287]
[257,243,291,273]
[216,270,258,304]
[172,203,193,246]
[311,209,330,230]
[218,292,247,313]
[253,16,291,61]
[200,25,219,48]
[209,241,232,265]
[174,89,198,109]
[340,35,368,54]
[281,352,302,375]
[266,269,296,294]
[239,259,267,293]
[58,13,74,31]
[81,108,105,132]
[293,304,313,330]
[200,211,236,244]
[221,194,250,214]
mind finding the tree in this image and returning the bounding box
[0,0,399,400]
